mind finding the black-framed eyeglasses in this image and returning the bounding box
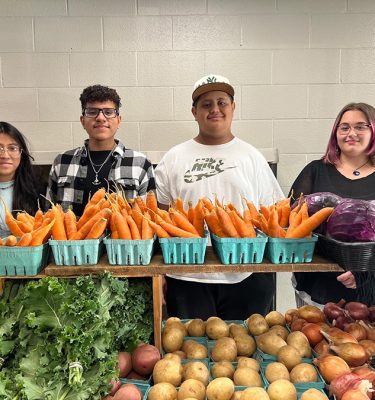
[83,108,119,119]
[0,145,22,158]
[337,123,371,134]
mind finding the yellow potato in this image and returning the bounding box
[256,333,287,356]
[276,345,302,371]
[265,311,286,327]
[300,388,329,400]
[247,314,269,336]
[236,357,260,372]
[290,363,318,383]
[187,319,206,337]
[211,337,237,362]
[177,379,206,400]
[265,362,290,383]
[148,382,178,400]
[183,361,209,386]
[153,359,183,386]
[206,377,234,400]
[233,367,262,387]
[206,318,230,339]
[242,387,270,400]
[233,334,256,357]
[211,361,235,379]
[267,379,297,400]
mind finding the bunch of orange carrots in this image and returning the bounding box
[252,196,334,239]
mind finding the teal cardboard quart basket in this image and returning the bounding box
[49,237,104,265]
[211,231,267,264]
[103,237,155,265]
[159,234,208,264]
[265,235,318,264]
[0,242,49,276]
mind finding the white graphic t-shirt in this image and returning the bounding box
[155,137,284,283]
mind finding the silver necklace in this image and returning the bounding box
[0,182,14,190]
[352,160,369,176]
[87,147,115,185]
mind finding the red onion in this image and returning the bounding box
[345,302,370,321]
[329,372,362,400]
[368,306,375,323]
[334,314,354,331]
[324,299,346,322]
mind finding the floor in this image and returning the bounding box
[276,272,296,314]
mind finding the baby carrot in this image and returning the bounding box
[279,201,291,228]
[17,220,33,233]
[175,197,188,217]
[131,201,143,232]
[260,205,271,221]
[17,213,33,231]
[126,215,141,240]
[33,209,44,230]
[204,208,225,237]
[1,198,24,237]
[109,215,119,239]
[243,198,259,220]
[157,209,173,224]
[201,197,214,211]
[267,207,282,238]
[64,209,77,240]
[85,218,107,239]
[285,207,334,239]
[77,203,100,230]
[51,205,67,240]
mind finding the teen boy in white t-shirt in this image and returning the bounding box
[155,74,284,319]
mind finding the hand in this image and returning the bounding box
[336,271,357,289]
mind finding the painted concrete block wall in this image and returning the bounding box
[1,0,375,194]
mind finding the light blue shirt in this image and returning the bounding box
[0,181,14,238]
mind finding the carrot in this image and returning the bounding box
[17,232,32,247]
[300,202,309,221]
[118,193,131,212]
[64,209,77,240]
[77,203,100,230]
[131,201,143,232]
[157,209,173,224]
[175,197,188,217]
[33,209,44,230]
[187,201,195,224]
[141,215,154,240]
[71,208,112,240]
[0,237,4,246]
[146,191,158,218]
[256,213,269,235]
[260,205,271,221]
[201,197,214,211]
[89,188,106,204]
[147,218,171,238]
[243,198,259,219]
[109,215,119,239]
[216,207,240,238]
[169,208,200,236]
[193,200,205,238]
[5,235,17,246]
[268,207,283,238]
[204,208,225,237]
[51,205,67,240]
[229,209,256,238]
[134,196,146,214]
[285,207,334,238]
[113,212,131,240]
[1,195,25,237]
[17,220,33,233]
[85,218,107,239]
[30,218,55,246]
[279,201,291,228]
[126,215,141,240]
[158,219,200,238]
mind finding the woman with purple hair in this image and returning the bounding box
[289,102,375,307]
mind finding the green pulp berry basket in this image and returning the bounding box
[0,242,49,276]
[159,234,208,264]
[49,236,104,265]
[104,237,155,265]
[211,231,267,264]
[265,235,318,264]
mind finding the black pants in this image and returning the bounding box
[165,273,275,320]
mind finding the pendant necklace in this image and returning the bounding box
[352,160,369,176]
[0,182,14,190]
[87,146,115,185]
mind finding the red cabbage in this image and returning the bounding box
[293,192,342,215]
[326,199,375,242]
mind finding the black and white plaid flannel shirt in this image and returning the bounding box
[47,139,155,214]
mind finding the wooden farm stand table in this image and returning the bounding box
[0,248,343,351]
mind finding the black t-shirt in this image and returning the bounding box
[289,159,375,305]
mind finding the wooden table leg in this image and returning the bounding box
[0,278,4,295]
[152,275,163,351]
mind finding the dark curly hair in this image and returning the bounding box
[79,85,122,113]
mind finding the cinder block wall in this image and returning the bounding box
[1,0,375,193]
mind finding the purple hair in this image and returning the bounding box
[323,102,375,165]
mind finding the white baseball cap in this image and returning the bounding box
[192,74,235,102]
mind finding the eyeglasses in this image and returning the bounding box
[83,108,119,119]
[0,145,22,157]
[337,123,371,134]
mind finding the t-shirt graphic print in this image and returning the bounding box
[184,157,236,183]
